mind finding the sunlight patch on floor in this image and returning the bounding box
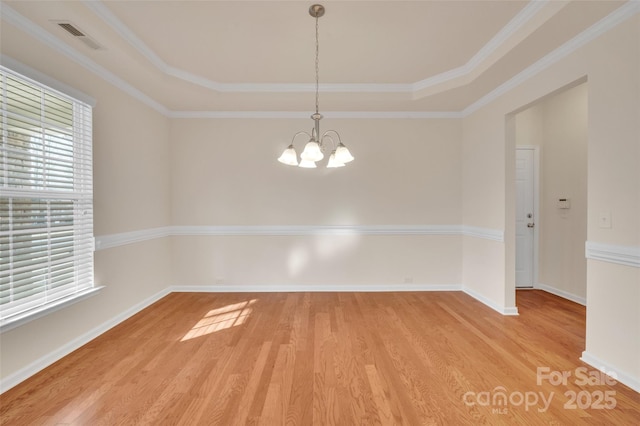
[181,299,257,341]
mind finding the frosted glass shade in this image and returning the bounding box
[278,145,298,166]
[298,159,317,168]
[326,151,345,168]
[300,141,324,162]
[334,143,354,163]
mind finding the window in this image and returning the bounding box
[0,66,94,327]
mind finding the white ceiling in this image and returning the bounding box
[0,1,629,113]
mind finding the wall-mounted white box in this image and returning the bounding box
[557,198,571,209]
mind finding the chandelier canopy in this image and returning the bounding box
[278,4,354,169]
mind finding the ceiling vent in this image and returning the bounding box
[53,21,105,51]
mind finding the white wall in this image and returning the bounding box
[516,83,588,301]
[463,15,639,387]
[0,20,172,386]
[169,118,464,289]
[583,14,639,388]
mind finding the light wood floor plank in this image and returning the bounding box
[1,290,639,425]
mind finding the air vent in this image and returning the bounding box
[58,22,84,37]
[52,20,105,51]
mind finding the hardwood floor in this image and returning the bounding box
[1,290,639,425]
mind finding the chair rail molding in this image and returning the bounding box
[585,241,640,268]
[95,224,506,250]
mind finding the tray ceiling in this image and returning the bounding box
[0,1,631,113]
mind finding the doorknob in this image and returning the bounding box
[527,223,535,228]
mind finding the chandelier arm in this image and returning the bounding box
[321,130,342,146]
[291,131,312,145]
[320,134,336,150]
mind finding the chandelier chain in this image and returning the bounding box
[315,14,320,115]
[277,4,354,168]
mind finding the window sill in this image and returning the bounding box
[0,287,105,333]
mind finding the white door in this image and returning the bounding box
[516,148,535,288]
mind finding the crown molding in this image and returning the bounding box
[169,110,463,119]
[462,0,640,116]
[85,0,547,96]
[3,1,637,118]
[0,3,169,116]
[412,0,549,92]
[83,0,413,94]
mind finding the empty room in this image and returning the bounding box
[1,1,639,424]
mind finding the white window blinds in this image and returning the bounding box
[0,66,94,323]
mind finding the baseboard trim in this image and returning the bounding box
[535,283,586,306]
[580,351,640,393]
[0,287,171,394]
[462,287,519,316]
[169,283,463,293]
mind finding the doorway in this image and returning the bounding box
[512,81,588,304]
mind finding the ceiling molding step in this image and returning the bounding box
[216,83,414,94]
[0,3,169,115]
[84,0,547,95]
[82,0,171,76]
[169,111,311,119]
[465,0,549,70]
[462,0,640,116]
[4,1,637,117]
[169,111,463,119]
[412,0,550,92]
[83,0,413,94]
[324,111,464,119]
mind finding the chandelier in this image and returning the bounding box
[278,4,354,169]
